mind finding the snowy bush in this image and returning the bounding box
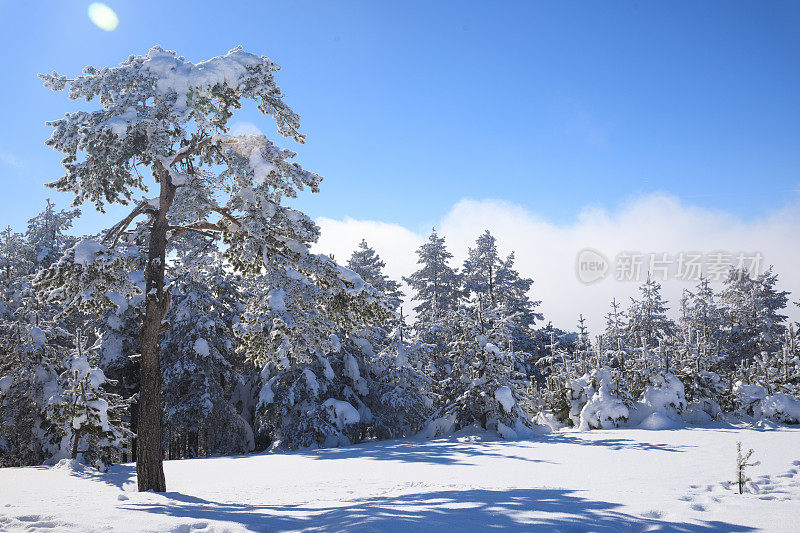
[641,371,686,415]
[565,375,590,427]
[760,393,800,424]
[578,368,628,430]
[734,382,800,424]
[732,381,768,418]
[682,398,722,425]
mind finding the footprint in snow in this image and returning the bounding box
[690,503,707,512]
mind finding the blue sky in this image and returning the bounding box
[1,1,799,237]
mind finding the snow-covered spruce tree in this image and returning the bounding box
[0,226,32,287]
[45,331,132,470]
[674,279,727,421]
[403,228,462,374]
[160,249,255,458]
[39,45,325,491]
[0,324,60,467]
[720,267,789,367]
[404,228,461,324]
[25,200,81,271]
[428,299,534,439]
[626,274,676,350]
[236,260,389,449]
[347,239,404,313]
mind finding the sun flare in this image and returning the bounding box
[87,3,118,31]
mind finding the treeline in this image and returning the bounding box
[1,203,799,470]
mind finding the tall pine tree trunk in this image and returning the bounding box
[136,168,174,492]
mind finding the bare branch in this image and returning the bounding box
[171,137,213,166]
[211,207,241,227]
[168,225,217,241]
[103,200,153,247]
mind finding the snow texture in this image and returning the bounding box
[1,426,799,532]
[71,239,103,267]
[193,338,210,358]
[494,386,515,414]
[322,398,361,430]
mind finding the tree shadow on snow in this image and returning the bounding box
[27,461,137,491]
[288,436,556,466]
[120,486,754,532]
[538,433,696,453]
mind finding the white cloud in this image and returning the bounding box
[314,217,423,312]
[313,194,800,335]
[0,147,22,168]
[229,121,264,137]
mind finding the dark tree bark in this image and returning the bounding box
[136,166,175,492]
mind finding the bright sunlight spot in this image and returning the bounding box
[87,3,118,31]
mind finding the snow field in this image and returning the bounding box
[1,425,799,532]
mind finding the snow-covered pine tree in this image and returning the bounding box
[601,297,631,386]
[343,240,432,439]
[720,267,789,367]
[403,228,462,376]
[347,239,404,313]
[623,275,676,397]
[674,279,727,419]
[46,331,132,470]
[160,250,254,458]
[626,274,676,350]
[460,231,542,375]
[25,200,81,270]
[404,228,461,324]
[370,311,433,438]
[730,441,759,494]
[39,45,328,491]
[0,324,60,467]
[0,226,32,287]
[235,241,389,449]
[462,230,502,311]
[493,251,543,354]
[0,205,85,467]
[427,297,535,438]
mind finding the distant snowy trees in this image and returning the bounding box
[402,229,544,438]
[535,270,800,430]
[3,197,800,470]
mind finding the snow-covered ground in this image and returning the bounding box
[1,425,799,532]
